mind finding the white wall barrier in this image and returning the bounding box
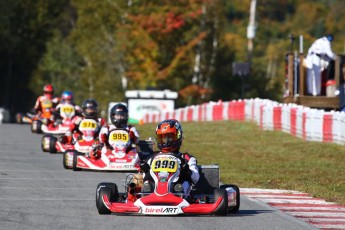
[141,98,345,145]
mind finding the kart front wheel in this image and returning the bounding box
[49,136,57,153]
[36,120,43,133]
[96,187,113,215]
[213,188,228,216]
[96,183,119,209]
[41,135,51,152]
[72,151,82,171]
[63,150,75,169]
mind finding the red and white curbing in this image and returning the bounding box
[241,188,345,229]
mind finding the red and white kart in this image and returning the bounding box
[95,153,240,216]
[64,128,141,172]
[41,118,100,154]
[33,103,76,134]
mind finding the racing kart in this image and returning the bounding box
[41,118,100,154]
[95,151,240,216]
[32,103,76,134]
[15,111,35,124]
[63,128,148,172]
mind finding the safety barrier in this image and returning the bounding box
[142,98,345,145]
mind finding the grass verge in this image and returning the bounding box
[137,120,345,205]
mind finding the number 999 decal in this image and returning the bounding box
[152,158,178,173]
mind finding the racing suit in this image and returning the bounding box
[140,151,200,196]
[33,95,60,118]
[61,115,106,145]
[97,124,140,157]
[53,102,82,123]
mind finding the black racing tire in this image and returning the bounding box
[220,184,240,214]
[16,113,23,124]
[213,188,228,216]
[49,136,57,153]
[72,151,82,171]
[36,120,43,134]
[31,120,37,133]
[41,135,51,152]
[96,187,115,215]
[96,183,119,209]
[63,150,76,169]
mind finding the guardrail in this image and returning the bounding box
[142,98,345,145]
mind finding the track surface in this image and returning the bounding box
[0,124,317,230]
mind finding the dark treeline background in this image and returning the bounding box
[1,0,345,118]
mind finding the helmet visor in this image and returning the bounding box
[113,110,127,120]
[157,133,177,145]
[85,107,96,114]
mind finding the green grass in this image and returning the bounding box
[136,120,345,206]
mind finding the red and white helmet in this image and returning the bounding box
[43,84,54,94]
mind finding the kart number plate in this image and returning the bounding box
[80,120,97,129]
[152,158,178,173]
[110,132,129,141]
[61,105,75,114]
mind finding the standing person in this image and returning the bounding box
[139,119,200,198]
[95,103,140,158]
[33,84,60,118]
[305,34,336,96]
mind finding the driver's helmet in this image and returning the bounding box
[43,84,54,97]
[156,119,183,153]
[110,103,128,128]
[326,34,334,42]
[61,91,73,104]
[82,98,98,118]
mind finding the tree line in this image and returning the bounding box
[1,0,344,118]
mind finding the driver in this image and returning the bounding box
[94,103,140,158]
[51,90,82,125]
[139,119,200,197]
[59,98,105,147]
[33,84,60,117]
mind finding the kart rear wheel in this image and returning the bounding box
[96,187,113,215]
[72,151,82,171]
[16,113,23,124]
[213,188,228,216]
[220,184,240,214]
[96,183,119,209]
[31,120,37,133]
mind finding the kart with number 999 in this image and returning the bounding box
[95,151,240,216]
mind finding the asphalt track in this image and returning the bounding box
[0,124,317,230]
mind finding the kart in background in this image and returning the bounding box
[15,112,35,124]
[63,129,152,172]
[32,104,76,134]
[95,152,240,216]
[41,118,100,155]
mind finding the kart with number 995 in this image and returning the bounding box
[63,128,143,172]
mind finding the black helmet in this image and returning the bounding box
[82,98,98,118]
[110,103,128,128]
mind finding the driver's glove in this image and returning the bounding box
[140,162,150,173]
